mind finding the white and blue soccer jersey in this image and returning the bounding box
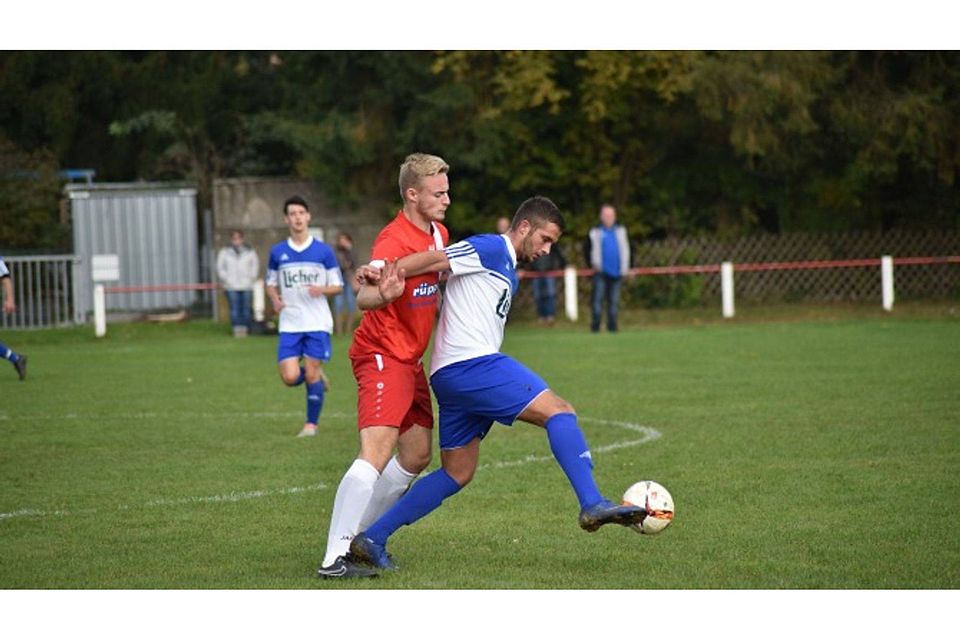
[0,257,9,278]
[266,237,343,334]
[429,234,519,375]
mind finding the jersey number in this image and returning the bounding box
[496,288,511,319]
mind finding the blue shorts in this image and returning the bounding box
[429,353,549,450]
[277,331,332,362]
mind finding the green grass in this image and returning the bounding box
[1,309,958,589]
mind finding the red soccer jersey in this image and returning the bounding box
[348,211,449,365]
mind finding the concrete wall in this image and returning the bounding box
[211,177,394,321]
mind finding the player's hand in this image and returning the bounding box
[378,260,406,304]
[307,285,324,298]
[356,264,382,287]
[2,299,15,314]
[271,297,285,313]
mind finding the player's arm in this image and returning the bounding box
[357,258,405,310]
[395,250,450,278]
[265,284,284,313]
[369,250,451,308]
[308,283,344,298]
[265,258,284,313]
[1,275,14,314]
[308,252,346,298]
[356,282,389,311]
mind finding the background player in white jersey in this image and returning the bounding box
[348,196,646,571]
[266,196,344,437]
[1,256,27,380]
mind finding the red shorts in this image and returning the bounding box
[351,352,433,434]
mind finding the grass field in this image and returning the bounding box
[1,308,958,590]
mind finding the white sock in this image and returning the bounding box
[321,458,380,567]
[358,456,419,531]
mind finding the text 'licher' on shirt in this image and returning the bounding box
[266,236,343,334]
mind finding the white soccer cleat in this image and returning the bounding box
[296,424,318,438]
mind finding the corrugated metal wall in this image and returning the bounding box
[69,184,199,315]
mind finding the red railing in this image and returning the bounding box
[518,255,960,279]
[104,283,220,294]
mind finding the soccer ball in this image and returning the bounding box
[623,480,675,534]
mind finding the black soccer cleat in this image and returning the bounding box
[578,499,646,532]
[13,355,26,381]
[349,534,396,571]
[316,554,379,579]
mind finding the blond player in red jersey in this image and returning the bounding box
[318,153,451,578]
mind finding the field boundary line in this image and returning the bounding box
[1,416,662,521]
[477,417,661,471]
[0,483,329,521]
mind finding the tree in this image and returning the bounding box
[0,135,66,251]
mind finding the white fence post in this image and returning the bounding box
[881,255,895,311]
[721,261,735,318]
[563,266,578,322]
[94,284,107,337]
[253,278,266,323]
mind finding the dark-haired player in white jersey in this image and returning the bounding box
[348,195,645,571]
[266,196,343,437]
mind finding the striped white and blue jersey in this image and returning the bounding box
[266,237,343,334]
[429,234,519,375]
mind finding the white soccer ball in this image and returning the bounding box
[623,480,675,534]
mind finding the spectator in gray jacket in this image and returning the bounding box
[217,230,260,337]
[584,204,630,332]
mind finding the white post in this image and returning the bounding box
[881,255,894,311]
[721,261,735,318]
[252,278,266,323]
[94,284,107,337]
[563,266,578,322]
[91,254,119,337]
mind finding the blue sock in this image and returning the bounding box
[293,367,306,386]
[366,468,462,545]
[546,413,604,509]
[0,342,19,363]
[306,380,324,424]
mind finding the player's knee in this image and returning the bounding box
[445,464,475,487]
[399,449,431,475]
[553,397,576,416]
[359,429,401,472]
[543,393,576,418]
[358,451,392,473]
[280,371,300,386]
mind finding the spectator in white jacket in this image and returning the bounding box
[217,230,260,337]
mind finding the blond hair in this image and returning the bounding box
[398,153,449,200]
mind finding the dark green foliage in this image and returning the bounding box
[0,135,66,251]
[1,51,958,243]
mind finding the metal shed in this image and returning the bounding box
[68,183,200,317]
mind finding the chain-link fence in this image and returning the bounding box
[514,229,960,315]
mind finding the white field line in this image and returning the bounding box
[0,415,660,521]
[476,417,660,471]
[0,484,329,521]
[0,411,356,422]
